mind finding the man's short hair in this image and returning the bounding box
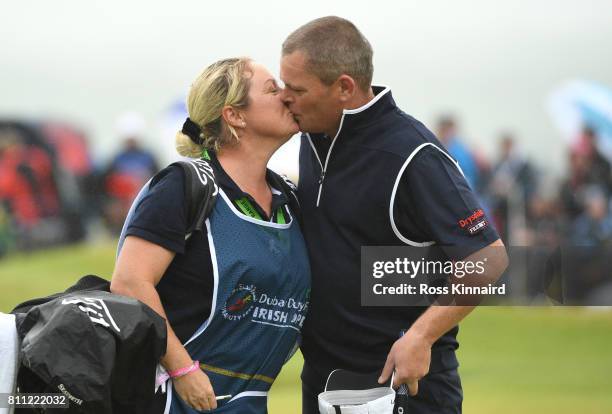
[282,16,374,91]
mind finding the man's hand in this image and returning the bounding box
[377,240,508,397]
[378,330,433,396]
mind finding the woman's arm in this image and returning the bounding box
[111,235,217,411]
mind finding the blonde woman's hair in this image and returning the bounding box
[176,57,252,157]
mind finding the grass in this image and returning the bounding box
[2,242,612,413]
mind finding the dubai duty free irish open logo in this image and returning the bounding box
[222,284,257,321]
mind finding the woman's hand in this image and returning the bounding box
[173,368,218,411]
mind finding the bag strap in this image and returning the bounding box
[151,158,218,240]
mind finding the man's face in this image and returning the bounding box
[280,51,343,135]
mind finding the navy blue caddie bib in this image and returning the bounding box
[166,189,311,414]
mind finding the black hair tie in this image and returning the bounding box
[182,117,204,145]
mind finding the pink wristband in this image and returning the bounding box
[168,360,200,379]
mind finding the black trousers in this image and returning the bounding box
[302,368,463,414]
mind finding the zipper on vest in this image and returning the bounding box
[318,171,326,185]
[316,170,325,206]
[307,135,324,206]
[306,116,346,207]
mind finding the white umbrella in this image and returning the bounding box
[157,97,190,165]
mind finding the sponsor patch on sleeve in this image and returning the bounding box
[458,209,488,236]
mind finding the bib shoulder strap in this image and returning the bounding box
[268,171,301,225]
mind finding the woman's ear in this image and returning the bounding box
[221,106,246,129]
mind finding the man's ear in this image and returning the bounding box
[337,75,357,103]
[221,106,246,129]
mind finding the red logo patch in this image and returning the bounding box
[458,209,488,235]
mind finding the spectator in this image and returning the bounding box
[523,194,562,300]
[436,115,480,189]
[559,133,608,221]
[103,113,159,233]
[559,150,588,220]
[488,133,536,241]
[564,186,612,301]
[571,186,612,246]
[579,125,612,193]
[0,132,59,228]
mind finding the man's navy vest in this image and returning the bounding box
[298,86,461,382]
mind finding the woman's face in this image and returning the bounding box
[241,62,299,142]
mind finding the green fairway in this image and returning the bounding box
[2,242,612,413]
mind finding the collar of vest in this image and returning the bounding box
[308,85,394,143]
[342,85,393,119]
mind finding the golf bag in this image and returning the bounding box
[11,277,166,414]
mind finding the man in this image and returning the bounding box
[280,16,509,413]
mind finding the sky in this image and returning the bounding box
[2,0,612,178]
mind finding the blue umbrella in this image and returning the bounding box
[547,80,612,161]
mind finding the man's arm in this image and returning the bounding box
[378,238,508,395]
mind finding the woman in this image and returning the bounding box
[111,57,310,413]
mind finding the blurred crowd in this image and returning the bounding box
[0,114,158,256]
[436,116,612,303]
[1,113,610,303]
